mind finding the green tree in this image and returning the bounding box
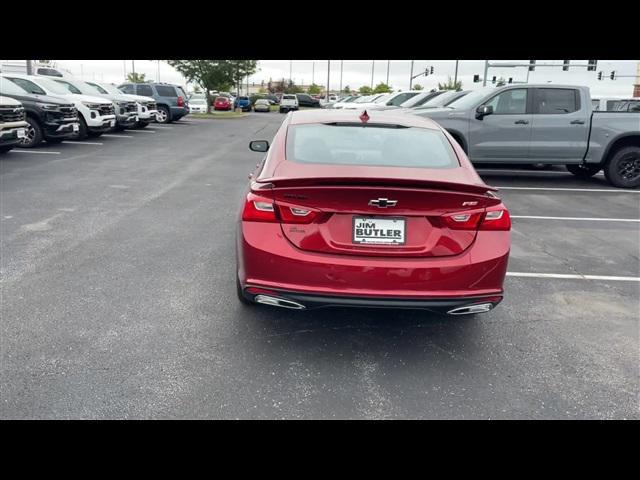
[342,85,351,94]
[373,82,392,93]
[359,85,373,95]
[307,83,321,94]
[437,76,463,91]
[258,87,267,93]
[413,84,423,90]
[228,60,259,96]
[126,72,146,83]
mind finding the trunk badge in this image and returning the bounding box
[369,198,397,208]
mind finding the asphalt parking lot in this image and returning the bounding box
[1,112,638,419]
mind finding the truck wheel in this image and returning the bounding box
[19,117,43,148]
[156,106,170,124]
[604,146,640,188]
[566,164,601,178]
[75,116,88,140]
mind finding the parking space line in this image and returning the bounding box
[150,125,173,129]
[511,215,640,222]
[8,149,61,155]
[102,134,133,138]
[62,141,103,146]
[496,186,639,193]
[507,272,640,282]
[124,129,156,133]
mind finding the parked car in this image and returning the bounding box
[2,73,113,140]
[296,93,321,108]
[399,90,446,109]
[414,84,640,188]
[250,94,279,105]
[279,94,299,113]
[253,99,271,112]
[331,95,359,109]
[409,90,471,112]
[362,91,424,111]
[86,81,157,129]
[234,96,252,112]
[0,76,79,148]
[0,95,29,153]
[187,94,208,113]
[118,82,189,124]
[52,77,139,131]
[591,97,640,112]
[341,93,390,109]
[214,96,233,111]
[0,62,74,78]
[614,99,640,112]
[238,109,511,314]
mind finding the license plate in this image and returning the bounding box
[72,123,79,132]
[17,128,26,138]
[110,120,116,127]
[353,217,406,245]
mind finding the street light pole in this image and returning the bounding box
[454,60,459,85]
[370,60,375,88]
[289,60,292,83]
[482,60,489,87]
[386,60,390,86]
[409,60,414,89]
[26,60,33,75]
[312,61,315,84]
[340,60,343,94]
[327,60,330,98]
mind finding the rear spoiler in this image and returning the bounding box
[254,176,498,195]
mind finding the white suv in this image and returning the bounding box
[279,94,299,113]
[3,74,116,139]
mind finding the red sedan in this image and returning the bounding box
[237,109,511,315]
[214,96,233,111]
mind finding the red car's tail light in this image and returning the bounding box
[277,205,318,224]
[479,207,511,231]
[177,96,184,107]
[242,193,277,222]
[442,211,484,230]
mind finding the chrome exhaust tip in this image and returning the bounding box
[447,303,494,315]
[254,295,306,310]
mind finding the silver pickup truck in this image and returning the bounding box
[412,85,640,188]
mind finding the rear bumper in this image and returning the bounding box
[237,222,510,302]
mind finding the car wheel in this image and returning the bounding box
[87,131,103,138]
[74,116,89,140]
[156,106,170,124]
[236,278,254,306]
[19,117,43,148]
[566,164,601,178]
[0,145,13,153]
[604,146,640,188]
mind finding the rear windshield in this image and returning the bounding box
[283,95,296,100]
[215,97,227,101]
[286,124,459,169]
[155,85,177,97]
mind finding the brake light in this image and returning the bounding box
[277,205,318,224]
[479,207,511,231]
[442,211,484,230]
[242,193,276,222]
[177,96,184,107]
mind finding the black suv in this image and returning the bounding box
[0,76,79,147]
[296,93,321,108]
[118,82,189,124]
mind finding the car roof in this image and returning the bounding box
[287,109,441,130]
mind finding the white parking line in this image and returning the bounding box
[150,125,173,129]
[9,149,60,155]
[507,272,640,282]
[124,129,156,133]
[62,141,103,146]
[511,215,640,223]
[496,186,639,193]
[102,134,133,138]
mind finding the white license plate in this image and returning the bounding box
[17,128,26,138]
[72,123,79,132]
[110,120,116,127]
[353,217,406,245]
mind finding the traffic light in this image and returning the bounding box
[430,66,434,74]
[508,77,513,84]
[597,71,603,80]
[610,71,616,80]
[528,60,536,71]
[492,76,496,84]
[473,74,480,83]
[562,60,570,71]
[587,60,597,72]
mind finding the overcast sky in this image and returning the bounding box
[9,59,638,97]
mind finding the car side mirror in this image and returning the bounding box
[249,140,269,152]
[475,105,493,119]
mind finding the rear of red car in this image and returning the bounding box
[214,96,232,111]
[237,110,511,314]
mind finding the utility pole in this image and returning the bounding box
[123,60,127,80]
[370,60,375,88]
[80,64,84,79]
[340,60,343,94]
[132,60,135,81]
[386,60,390,86]
[289,60,292,83]
[26,60,33,75]
[326,60,330,98]
[454,60,459,85]
[312,61,315,84]
[157,60,161,82]
[409,60,414,89]
[482,60,489,87]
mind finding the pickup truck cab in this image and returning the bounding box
[413,84,640,188]
[0,95,29,153]
[3,73,115,140]
[0,76,79,147]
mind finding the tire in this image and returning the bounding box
[279,108,285,113]
[75,116,88,140]
[236,278,254,306]
[87,131,103,138]
[566,164,601,178]
[19,117,43,148]
[604,146,640,188]
[0,145,13,153]
[155,106,170,124]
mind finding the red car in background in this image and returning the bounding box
[214,96,233,111]
[237,109,511,315]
